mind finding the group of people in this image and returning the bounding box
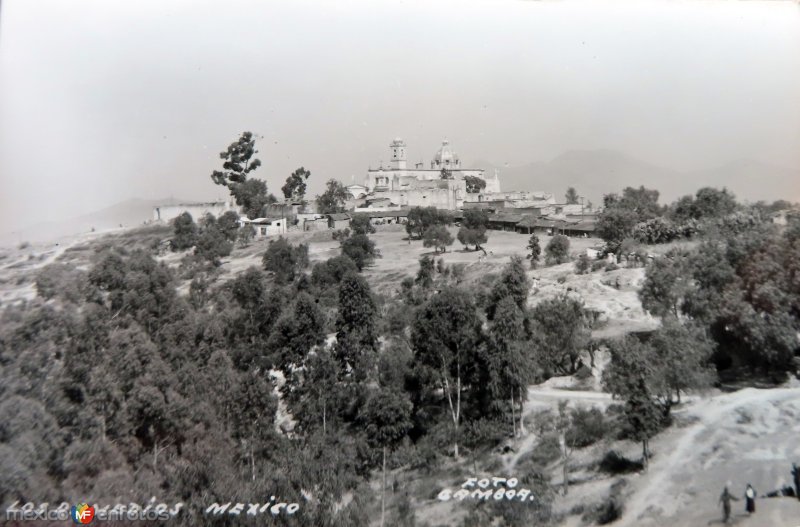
[718,463,800,525]
[718,483,757,524]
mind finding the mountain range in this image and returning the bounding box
[472,150,800,207]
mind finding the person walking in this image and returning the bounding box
[719,485,738,525]
[792,463,800,501]
[744,483,756,514]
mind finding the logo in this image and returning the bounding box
[71,504,95,524]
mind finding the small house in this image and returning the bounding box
[327,213,351,230]
[247,217,288,239]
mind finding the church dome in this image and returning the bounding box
[434,139,459,166]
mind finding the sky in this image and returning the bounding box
[1,0,799,232]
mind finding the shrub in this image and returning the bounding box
[575,254,591,274]
[545,234,570,265]
[171,212,197,251]
[262,237,309,283]
[566,407,606,447]
[598,451,643,474]
[341,233,378,270]
[350,214,375,235]
[632,217,680,244]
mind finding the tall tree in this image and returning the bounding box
[282,166,311,202]
[210,131,274,218]
[457,209,489,252]
[317,179,348,214]
[412,288,483,458]
[527,233,541,268]
[210,131,262,187]
[487,296,531,437]
[486,256,530,320]
[335,272,378,378]
[360,389,412,527]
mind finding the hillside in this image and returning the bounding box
[472,151,800,206]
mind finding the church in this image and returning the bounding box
[348,138,500,210]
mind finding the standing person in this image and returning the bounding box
[744,483,756,514]
[719,485,738,525]
[792,463,800,501]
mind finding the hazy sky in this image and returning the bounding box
[1,0,799,231]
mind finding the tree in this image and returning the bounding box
[527,234,541,268]
[624,377,661,470]
[648,319,716,403]
[601,336,662,468]
[639,250,691,318]
[412,288,483,458]
[171,212,198,251]
[423,224,454,253]
[262,237,309,284]
[565,187,579,205]
[465,175,486,194]
[194,214,233,265]
[598,187,663,248]
[232,178,276,219]
[335,272,378,377]
[210,131,262,188]
[486,256,530,320]
[529,295,589,376]
[350,214,376,236]
[360,389,412,527]
[415,255,435,289]
[229,370,277,481]
[693,187,737,219]
[317,179,348,214]
[341,233,378,270]
[487,296,531,438]
[237,225,254,247]
[457,210,489,252]
[210,131,275,218]
[406,207,452,240]
[282,166,311,202]
[545,234,570,265]
[574,254,591,274]
[269,292,326,373]
[311,255,359,289]
[217,210,241,242]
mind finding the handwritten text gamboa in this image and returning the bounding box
[437,477,536,503]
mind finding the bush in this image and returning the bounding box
[171,212,197,251]
[566,407,606,447]
[341,233,378,270]
[598,451,643,474]
[262,236,309,283]
[575,254,591,274]
[591,260,606,272]
[545,234,570,265]
[423,224,454,253]
[632,217,680,244]
[349,214,375,235]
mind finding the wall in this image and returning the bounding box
[153,201,236,222]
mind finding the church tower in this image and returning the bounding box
[389,137,407,170]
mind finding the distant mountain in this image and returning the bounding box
[471,150,800,206]
[0,198,185,247]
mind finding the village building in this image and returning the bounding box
[152,199,237,223]
[243,217,288,239]
[327,213,351,230]
[352,138,501,210]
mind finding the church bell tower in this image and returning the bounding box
[389,137,407,170]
